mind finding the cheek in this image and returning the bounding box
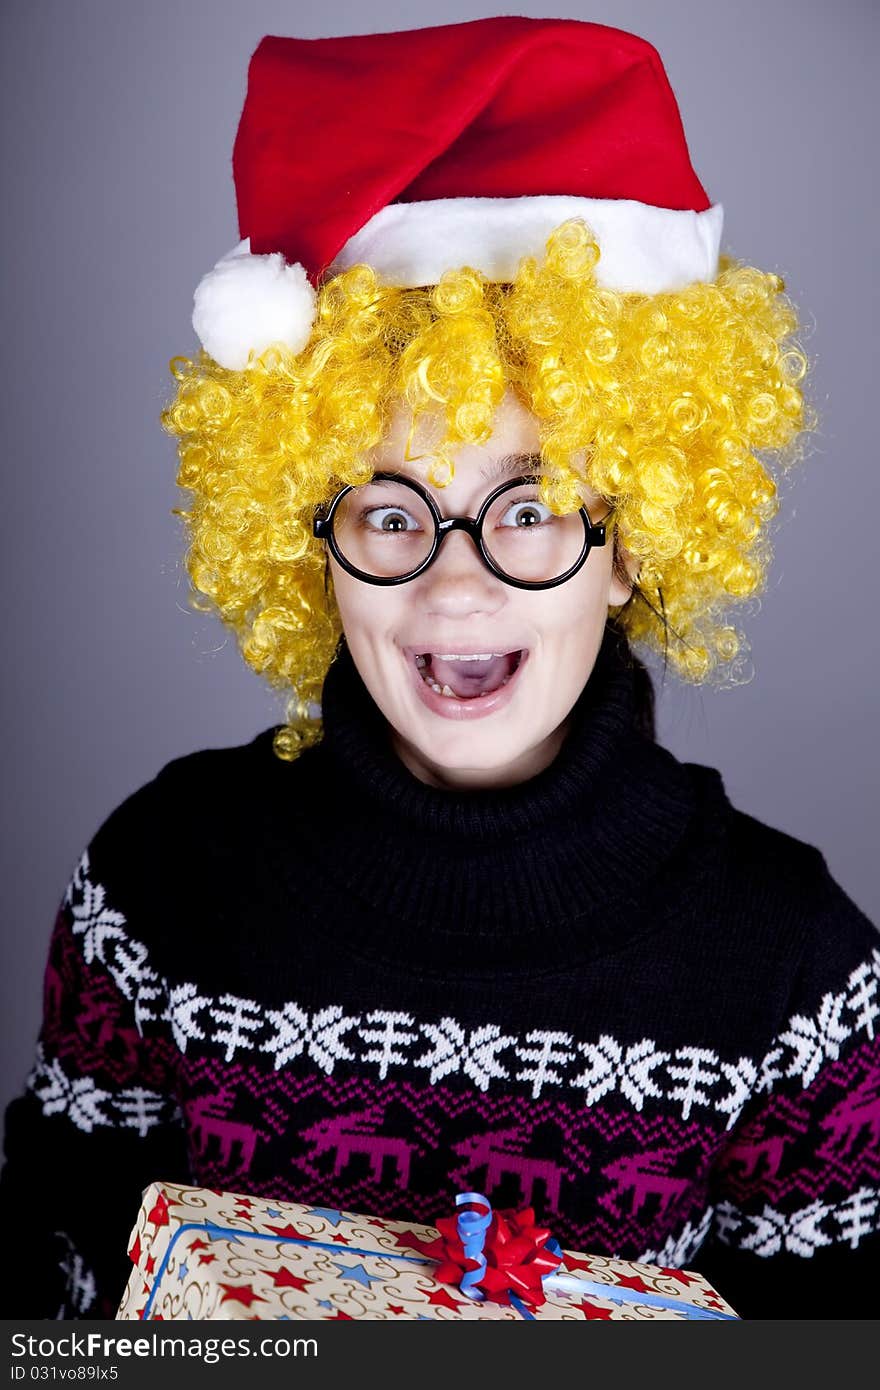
[530,559,611,642]
[330,571,364,632]
[329,563,375,633]
[330,564,404,658]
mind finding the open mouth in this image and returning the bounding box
[413,649,525,700]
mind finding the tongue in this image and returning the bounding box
[429,653,515,698]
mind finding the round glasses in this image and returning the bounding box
[312,472,610,590]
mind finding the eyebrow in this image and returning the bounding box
[380,451,541,488]
[479,452,541,481]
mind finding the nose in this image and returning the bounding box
[417,527,506,618]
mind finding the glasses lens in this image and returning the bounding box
[482,482,588,583]
[332,480,435,578]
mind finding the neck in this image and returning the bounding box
[389,716,573,790]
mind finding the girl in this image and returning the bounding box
[2,17,878,1320]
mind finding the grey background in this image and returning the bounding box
[1,0,878,1136]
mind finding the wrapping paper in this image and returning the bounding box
[116,1182,738,1321]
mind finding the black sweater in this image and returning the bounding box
[3,630,878,1319]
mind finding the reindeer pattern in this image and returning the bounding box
[820,1073,880,1157]
[450,1126,568,1212]
[176,1071,721,1249]
[300,1105,415,1187]
[186,1090,262,1175]
[600,1146,693,1217]
[175,1047,880,1254]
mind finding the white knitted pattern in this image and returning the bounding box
[44,851,880,1131]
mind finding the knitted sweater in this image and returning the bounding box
[3,632,878,1319]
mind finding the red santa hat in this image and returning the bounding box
[193,16,723,371]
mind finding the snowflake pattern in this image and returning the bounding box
[780,992,852,1087]
[836,1187,880,1250]
[162,960,880,1123]
[412,1019,516,1090]
[167,982,212,1053]
[638,1205,714,1267]
[359,1012,420,1080]
[211,994,264,1062]
[714,1186,880,1257]
[113,1086,176,1138]
[260,1003,360,1073]
[27,1043,179,1136]
[64,850,167,1033]
[28,1045,112,1133]
[64,851,126,967]
[515,1031,576,1099]
[55,852,880,1130]
[571,1036,670,1111]
[715,1057,759,1130]
[753,1044,787,1097]
[844,952,879,1041]
[665,1048,721,1122]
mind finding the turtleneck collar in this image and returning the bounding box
[278,626,704,971]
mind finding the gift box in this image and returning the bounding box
[117,1182,738,1321]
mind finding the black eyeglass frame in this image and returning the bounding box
[312,471,611,591]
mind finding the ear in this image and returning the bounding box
[608,531,641,607]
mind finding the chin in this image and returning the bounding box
[421,731,523,773]
[400,703,559,784]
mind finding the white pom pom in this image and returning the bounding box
[192,238,317,370]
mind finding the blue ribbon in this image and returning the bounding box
[454,1191,493,1301]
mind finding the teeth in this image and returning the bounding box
[416,652,510,663]
[440,684,456,697]
[433,652,500,661]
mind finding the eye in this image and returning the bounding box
[361,505,423,533]
[497,498,554,528]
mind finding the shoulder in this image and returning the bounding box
[82,726,317,933]
[153,725,286,790]
[94,725,313,834]
[683,757,878,1009]
[707,771,838,910]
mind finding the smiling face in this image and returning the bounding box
[327,391,638,789]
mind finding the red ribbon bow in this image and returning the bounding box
[422,1205,563,1309]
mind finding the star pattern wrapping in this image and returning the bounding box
[117,1180,738,1321]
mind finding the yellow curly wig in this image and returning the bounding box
[162,218,812,760]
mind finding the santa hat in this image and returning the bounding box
[193,16,723,371]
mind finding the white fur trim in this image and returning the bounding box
[192,238,317,371]
[330,196,724,293]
